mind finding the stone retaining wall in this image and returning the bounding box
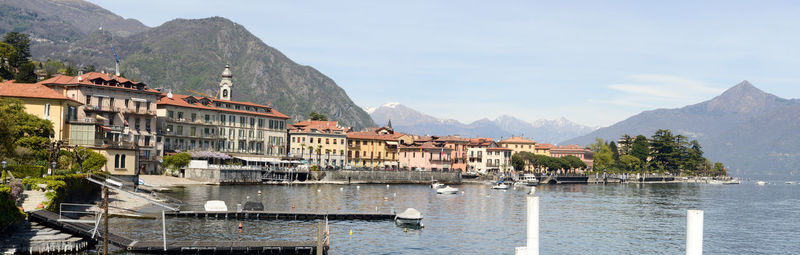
[183,168,262,184]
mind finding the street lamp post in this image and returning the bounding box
[50,161,57,176]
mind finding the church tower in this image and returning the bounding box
[219,64,233,100]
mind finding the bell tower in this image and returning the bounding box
[219,63,233,100]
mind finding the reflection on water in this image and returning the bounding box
[106,182,799,254]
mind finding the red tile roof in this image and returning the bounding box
[289,120,346,133]
[399,141,451,150]
[499,136,535,144]
[487,147,512,151]
[158,93,290,119]
[467,138,494,146]
[0,82,82,104]
[535,143,555,150]
[38,73,161,94]
[346,130,406,141]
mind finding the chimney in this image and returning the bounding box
[77,71,83,82]
[167,91,173,99]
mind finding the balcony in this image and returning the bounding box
[468,155,482,160]
[84,104,116,112]
[119,107,156,116]
[69,118,99,125]
[348,144,361,150]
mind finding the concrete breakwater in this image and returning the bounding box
[321,170,461,184]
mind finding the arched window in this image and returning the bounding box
[222,89,228,97]
[121,154,126,168]
[114,154,120,168]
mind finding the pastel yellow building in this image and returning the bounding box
[288,120,348,167]
[0,81,83,142]
[498,136,536,155]
[346,126,410,169]
[534,143,554,157]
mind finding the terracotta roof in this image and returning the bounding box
[0,82,82,104]
[158,93,290,119]
[551,145,590,153]
[535,143,555,149]
[39,73,161,94]
[346,130,406,141]
[499,136,535,144]
[400,141,451,150]
[437,135,469,142]
[467,138,494,146]
[289,120,346,133]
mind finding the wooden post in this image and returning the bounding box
[316,221,323,255]
[103,186,108,255]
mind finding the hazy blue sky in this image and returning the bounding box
[88,0,800,127]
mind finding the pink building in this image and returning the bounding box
[439,135,470,172]
[550,144,594,171]
[398,140,453,171]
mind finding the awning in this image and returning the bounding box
[234,156,280,163]
[131,98,148,102]
[386,141,399,145]
[95,115,108,121]
[100,125,112,131]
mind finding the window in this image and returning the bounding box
[178,112,184,120]
[114,154,120,168]
[145,119,151,130]
[326,138,329,144]
[43,104,50,119]
[120,154,126,168]
[166,125,173,132]
[144,136,150,146]
[145,101,150,110]
[124,99,129,108]
[190,127,196,136]
[191,113,197,122]
[221,114,226,124]
[177,126,183,135]
[258,119,264,128]
[135,101,140,111]
[250,117,255,127]
[239,116,245,127]
[168,110,174,118]
[135,118,140,130]
[205,114,210,123]
[86,95,91,105]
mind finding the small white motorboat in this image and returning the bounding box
[785,181,795,185]
[723,179,741,184]
[431,182,445,189]
[756,181,767,186]
[204,200,228,212]
[520,174,539,186]
[395,208,423,225]
[436,186,459,194]
[492,183,509,189]
[708,180,724,185]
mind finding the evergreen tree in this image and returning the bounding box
[630,135,649,164]
[609,141,620,161]
[14,62,37,83]
[618,134,633,155]
[2,32,31,68]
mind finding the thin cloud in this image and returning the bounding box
[588,99,652,107]
[610,74,725,99]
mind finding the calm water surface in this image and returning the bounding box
[107,182,799,254]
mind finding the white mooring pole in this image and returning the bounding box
[162,210,167,251]
[686,210,703,255]
[516,196,539,255]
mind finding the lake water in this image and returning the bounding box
[108,181,800,254]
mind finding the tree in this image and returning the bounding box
[619,155,641,171]
[630,135,649,164]
[590,138,614,171]
[2,32,31,68]
[609,141,619,161]
[309,112,328,121]
[618,134,634,155]
[713,162,726,176]
[71,148,106,173]
[0,98,54,159]
[511,154,526,173]
[13,62,37,83]
[82,65,95,73]
[64,65,77,76]
[561,155,586,173]
[163,152,191,175]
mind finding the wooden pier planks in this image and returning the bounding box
[164,210,395,221]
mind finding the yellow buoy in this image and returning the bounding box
[349,229,353,235]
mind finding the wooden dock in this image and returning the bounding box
[165,210,396,221]
[28,210,328,254]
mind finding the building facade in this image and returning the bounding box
[550,144,594,172]
[466,138,493,174]
[346,126,409,169]
[398,140,453,171]
[157,65,290,161]
[534,143,554,156]
[0,82,83,142]
[39,72,162,175]
[439,136,469,172]
[287,120,347,167]
[499,136,536,155]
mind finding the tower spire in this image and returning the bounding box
[219,63,233,100]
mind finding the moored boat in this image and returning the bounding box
[431,182,445,189]
[204,200,228,212]
[519,174,539,186]
[756,181,767,186]
[492,183,509,189]
[436,186,459,194]
[395,208,423,226]
[723,179,741,184]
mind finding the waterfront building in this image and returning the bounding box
[346,124,410,169]
[438,135,469,172]
[498,136,536,155]
[157,65,290,162]
[550,144,594,172]
[486,146,513,174]
[398,139,453,171]
[39,72,162,175]
[534,143,554,156]
[466,138,493,174]
[0,81,83,142]
[287,120,347,167]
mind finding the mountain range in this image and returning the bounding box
[366,103,597,144]
[0,0,375,129]
[564,81,800,178]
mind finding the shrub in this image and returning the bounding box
[8,164,44,178]
[0,185,25,229]
[21,174,95,212]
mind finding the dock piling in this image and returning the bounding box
[686,210,703,255]
[515,196,539,255]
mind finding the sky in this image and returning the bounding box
[88,0,800,127]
